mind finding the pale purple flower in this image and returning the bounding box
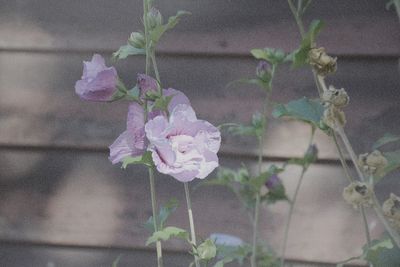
[75,54,118,101]
[109,103,146,164]
[256,60,271,81]
[109,88,191,165]
[265,174,282,190]
[145,104,221,182]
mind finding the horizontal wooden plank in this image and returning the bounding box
[0,149,397,263]
[1,52,399,159]
[0,242,363,267]
[0,0,398,55]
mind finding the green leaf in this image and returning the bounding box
[363,238,400,266]
[153,95,174,112]
[146,226,188,246]
[227,112,265,138]
[373,150,400,183]
[289,19,324,68]
[250,48,286,65]
[144,198,179,233]
[272,97,325,130]
[122,151,154,169]
[112,44,145,60]
[150,10,191,43]
[196,239,217,260]
[112,255,122,267]
[373,133,400,150]
[264,183,288,203]
[227,78,270,91]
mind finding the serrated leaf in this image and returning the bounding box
[113,44,145,60]
[122,151,153,169]
[289,19,324,68]
[144,198,179,233]
[250,48,286,65]
[227,78,270,91]
[146,226,188,246]
[373,133,400,150]
[196,239,217,260]
[374,150,400,183]
[150,10,191,43]
[363,238,400,266]
[153,95,173,112]
[272,97,325,130]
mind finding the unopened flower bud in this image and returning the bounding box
[137,74,159,100]
[147,7,163,29]
[256,61,272,82]
[343,181,373,209]
[308,47,337,76]
[383,193,400,229]
[358,150,388,176]
[265,174,282,191]
[128,32,145,49]
[322,106,346,129]
[322,85,349,108]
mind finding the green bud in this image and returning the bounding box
[128,32,145,49]
[147,7,163,29]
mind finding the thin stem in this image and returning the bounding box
[287,0,305,37]
[184,182,200,267]
[151,51,161,83]
[360,206,372,247]
[280,168,306,267]
[143,0,150,75]
[149,168,163,267]
[250,94,270,267]
[332,132,353,183]
[280,127,315,267]
[393,0,400,23]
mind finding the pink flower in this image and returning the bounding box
[145,104,221,182]
[75,54,118,101]
[109,103,146,164]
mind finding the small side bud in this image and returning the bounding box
[322,106,346,129]
[343,181,373,209]
[322,85,349,108]
[308,47,337,76]
[256,60,272,82]
[147,7,163,29]
[265,174,282,191]
[358,150,388,177]
[128,32,146,49]
[382,193,400,229]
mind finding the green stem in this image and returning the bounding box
[184,182,200,267]
[151,51,161,83]
[149,168,163,267]
[143,1,163,266]
[287,0,305,37]
[393,0,400,23]
[250,94,270,267]
[280,126,315,267]
[332,132,353,183]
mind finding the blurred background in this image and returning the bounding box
[0,0,399,266]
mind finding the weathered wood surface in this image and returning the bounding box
[0,52,399,159]
[0,149,396,264]
[0,0,398,55]
[0,242,364,267]
[0,0,399,266]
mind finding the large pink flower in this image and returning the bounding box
[145,104,221,182]
[75,54,118,101]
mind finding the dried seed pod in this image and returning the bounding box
[308,47,337,76]
[382,193,400,229]
[358,150,388,177]
[322,105,346,129]
[322,85,349,108]
[343,181,373,209]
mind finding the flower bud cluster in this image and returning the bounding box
[308,47,337,76]
[147,7,163,29]
[358,150,388,177]
[383,193,400,229]
[128,32,146,49]
[343,181,373,209]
